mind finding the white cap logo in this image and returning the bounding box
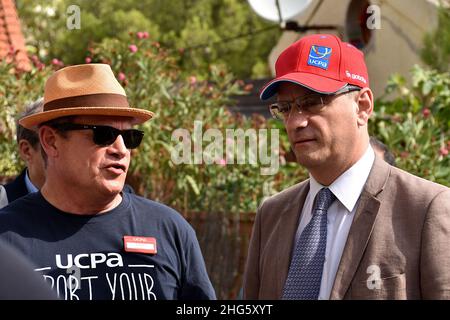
[345,70,367,84]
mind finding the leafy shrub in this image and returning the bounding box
[0,57,52,177]
[370,65,450,186]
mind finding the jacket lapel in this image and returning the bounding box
[275,180,310,298]
[330,157,390,299]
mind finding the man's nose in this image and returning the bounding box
[108,135,128,157]
[285,107,309,129]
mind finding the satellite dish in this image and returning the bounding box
[247,0,312,23]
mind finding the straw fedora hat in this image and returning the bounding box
[19,63,154,129]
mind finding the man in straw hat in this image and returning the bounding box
[0,98,135,210]
[0,63,215,300]
[243,34,450,300]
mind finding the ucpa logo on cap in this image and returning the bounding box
[307,45,332,70]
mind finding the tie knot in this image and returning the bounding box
[314,188,336,212]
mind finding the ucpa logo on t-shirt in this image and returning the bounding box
[307,45,332,70]
[37,253,157,300]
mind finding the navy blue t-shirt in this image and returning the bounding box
[0,192,215,300]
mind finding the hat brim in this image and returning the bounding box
[19,107,155,129]
[260,72,348,100]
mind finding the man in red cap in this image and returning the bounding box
[243,34,450,299]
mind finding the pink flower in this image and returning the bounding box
[85,57,92,63]
[31,55,45,70]
[422,108,431,118]
[440,147,449,156]
[118,72,126,82]
[128,44,138,53]
[142,32,149,38]
[51,58,60,66]
[189,76,197,85]
[136,32,144,39]
[218,159,227,166]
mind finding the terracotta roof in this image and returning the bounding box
[0,0,30,71]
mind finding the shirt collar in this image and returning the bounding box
[309,145,375,212]
[24,169,39,194]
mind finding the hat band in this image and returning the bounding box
[44,93,129,111]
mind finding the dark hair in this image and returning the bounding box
[16,99,44,148]
[370,136,396,166]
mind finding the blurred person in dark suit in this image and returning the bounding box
[1,99,45,207]
[370,136,396,166]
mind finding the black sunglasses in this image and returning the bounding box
[50,123,144,149]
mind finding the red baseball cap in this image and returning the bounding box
[260,34,369,100]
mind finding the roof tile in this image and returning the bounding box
[0,0,31,71]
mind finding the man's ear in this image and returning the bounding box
[18,140,33,163]
[39,126,59,159]
[355,87,374,126]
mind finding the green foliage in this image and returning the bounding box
[421,5,450,72]
[0,59,52,176]
[370,65,450,186]
[16,0,281,78]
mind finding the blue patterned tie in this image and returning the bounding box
[282,187,336,300]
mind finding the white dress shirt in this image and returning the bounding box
[293,145,375,299]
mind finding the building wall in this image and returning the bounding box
[268,0,440,98]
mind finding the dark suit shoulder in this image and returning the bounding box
[3,169,29,204]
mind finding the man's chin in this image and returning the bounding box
[101,181,125,196]
[294,151,326,168]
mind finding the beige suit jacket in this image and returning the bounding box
[243,157,450,299]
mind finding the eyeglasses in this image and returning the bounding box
[50,123,144,149]
[269,85,361,121]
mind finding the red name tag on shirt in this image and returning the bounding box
[123,236,157,254]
